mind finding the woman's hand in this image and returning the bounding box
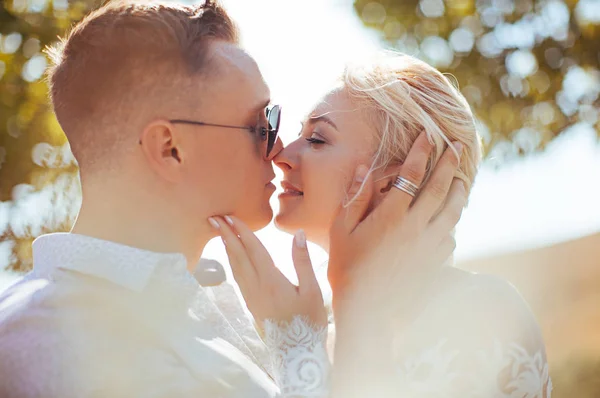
[328,131,467,316]
[328,132,468,398]
[207,216,327,330]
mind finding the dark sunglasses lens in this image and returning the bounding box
[267,106,280,131]
[266,106,281,156]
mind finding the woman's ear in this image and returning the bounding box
[372,163,404,206]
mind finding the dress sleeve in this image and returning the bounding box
[392,274,552,398]
[263,315,331,398]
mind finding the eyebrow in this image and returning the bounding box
[308,114,339,130]
[254,99,271,113]
[246,99,271,126]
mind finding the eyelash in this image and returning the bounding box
[305,137,326,145]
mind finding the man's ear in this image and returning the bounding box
[139,120,183,183]
[372,163,404,206]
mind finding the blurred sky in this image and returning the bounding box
[1,0,599,289]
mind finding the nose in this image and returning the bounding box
[266,136,284,161]
[273,138,299,172]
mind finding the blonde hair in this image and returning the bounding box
[342,52,482,199]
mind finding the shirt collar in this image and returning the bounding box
[32,232,190,293]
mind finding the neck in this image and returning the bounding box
[309,232,330,254]
[71,179,213,272]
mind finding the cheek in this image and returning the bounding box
[185,151,253,198]
[240,156,266,189]
[303,152,354,214]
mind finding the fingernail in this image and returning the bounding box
[295,229,306,248]
[208,217,220,229]
[453,142,463,158]
[224,215,234,226]
[355,165,368,183]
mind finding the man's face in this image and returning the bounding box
[174,42,279,231]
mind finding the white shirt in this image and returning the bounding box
[0,233,329,398]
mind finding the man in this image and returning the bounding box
[0,1,466,397]
[0,1,286,396]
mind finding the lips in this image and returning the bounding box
[281,180,303,196]
[265,174,276,185]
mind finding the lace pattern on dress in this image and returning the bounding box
[264,316,330,398]
[395,338,552,398]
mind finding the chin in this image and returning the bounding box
[275,213,329,249]
[239,204,273,232]
[254,208,274,231]
[273,210,302,235]
[275,205,333,248]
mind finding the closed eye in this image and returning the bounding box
[305,137,326,145]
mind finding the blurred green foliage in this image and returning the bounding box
[1,0,97,271]
[354,0,600,160]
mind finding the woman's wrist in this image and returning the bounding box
[333,288,392,328]
[331,308,397,398]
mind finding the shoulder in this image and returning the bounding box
[0,270,154,362]
[410,268,545,350]
[0,273,52,335]
[394,270,552,398]
[0,280,180,397]
[0,269,134,329]
[431,268,535,320]
[0,274,78,396]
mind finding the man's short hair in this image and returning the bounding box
[46,0,239,171]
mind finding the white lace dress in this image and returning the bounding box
[388,271,552,397]
[264,317,331,398]
[194,276,331,397]
[261,270,552,398]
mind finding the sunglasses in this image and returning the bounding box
[168,104,281,158]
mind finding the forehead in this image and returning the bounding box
[309,88,375,143]
[205,42,270,114]
[310,88,353,118]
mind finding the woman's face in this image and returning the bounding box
[273,88,377,248]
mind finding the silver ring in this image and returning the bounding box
[392,176,419,197]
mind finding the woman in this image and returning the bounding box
[210,52,552,397]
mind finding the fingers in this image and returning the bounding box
[221,216,276,277]
[391,234,456,317]
[426,179,467,245]
[209,217,258,292]
[424,234,456,272]
[408,234,456,296]
[212,215,292,294]
[291,230,320,294]
[363,131,433,232]
[331,164,375,236]
[437,235,456,264]
[410,142,463,228]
